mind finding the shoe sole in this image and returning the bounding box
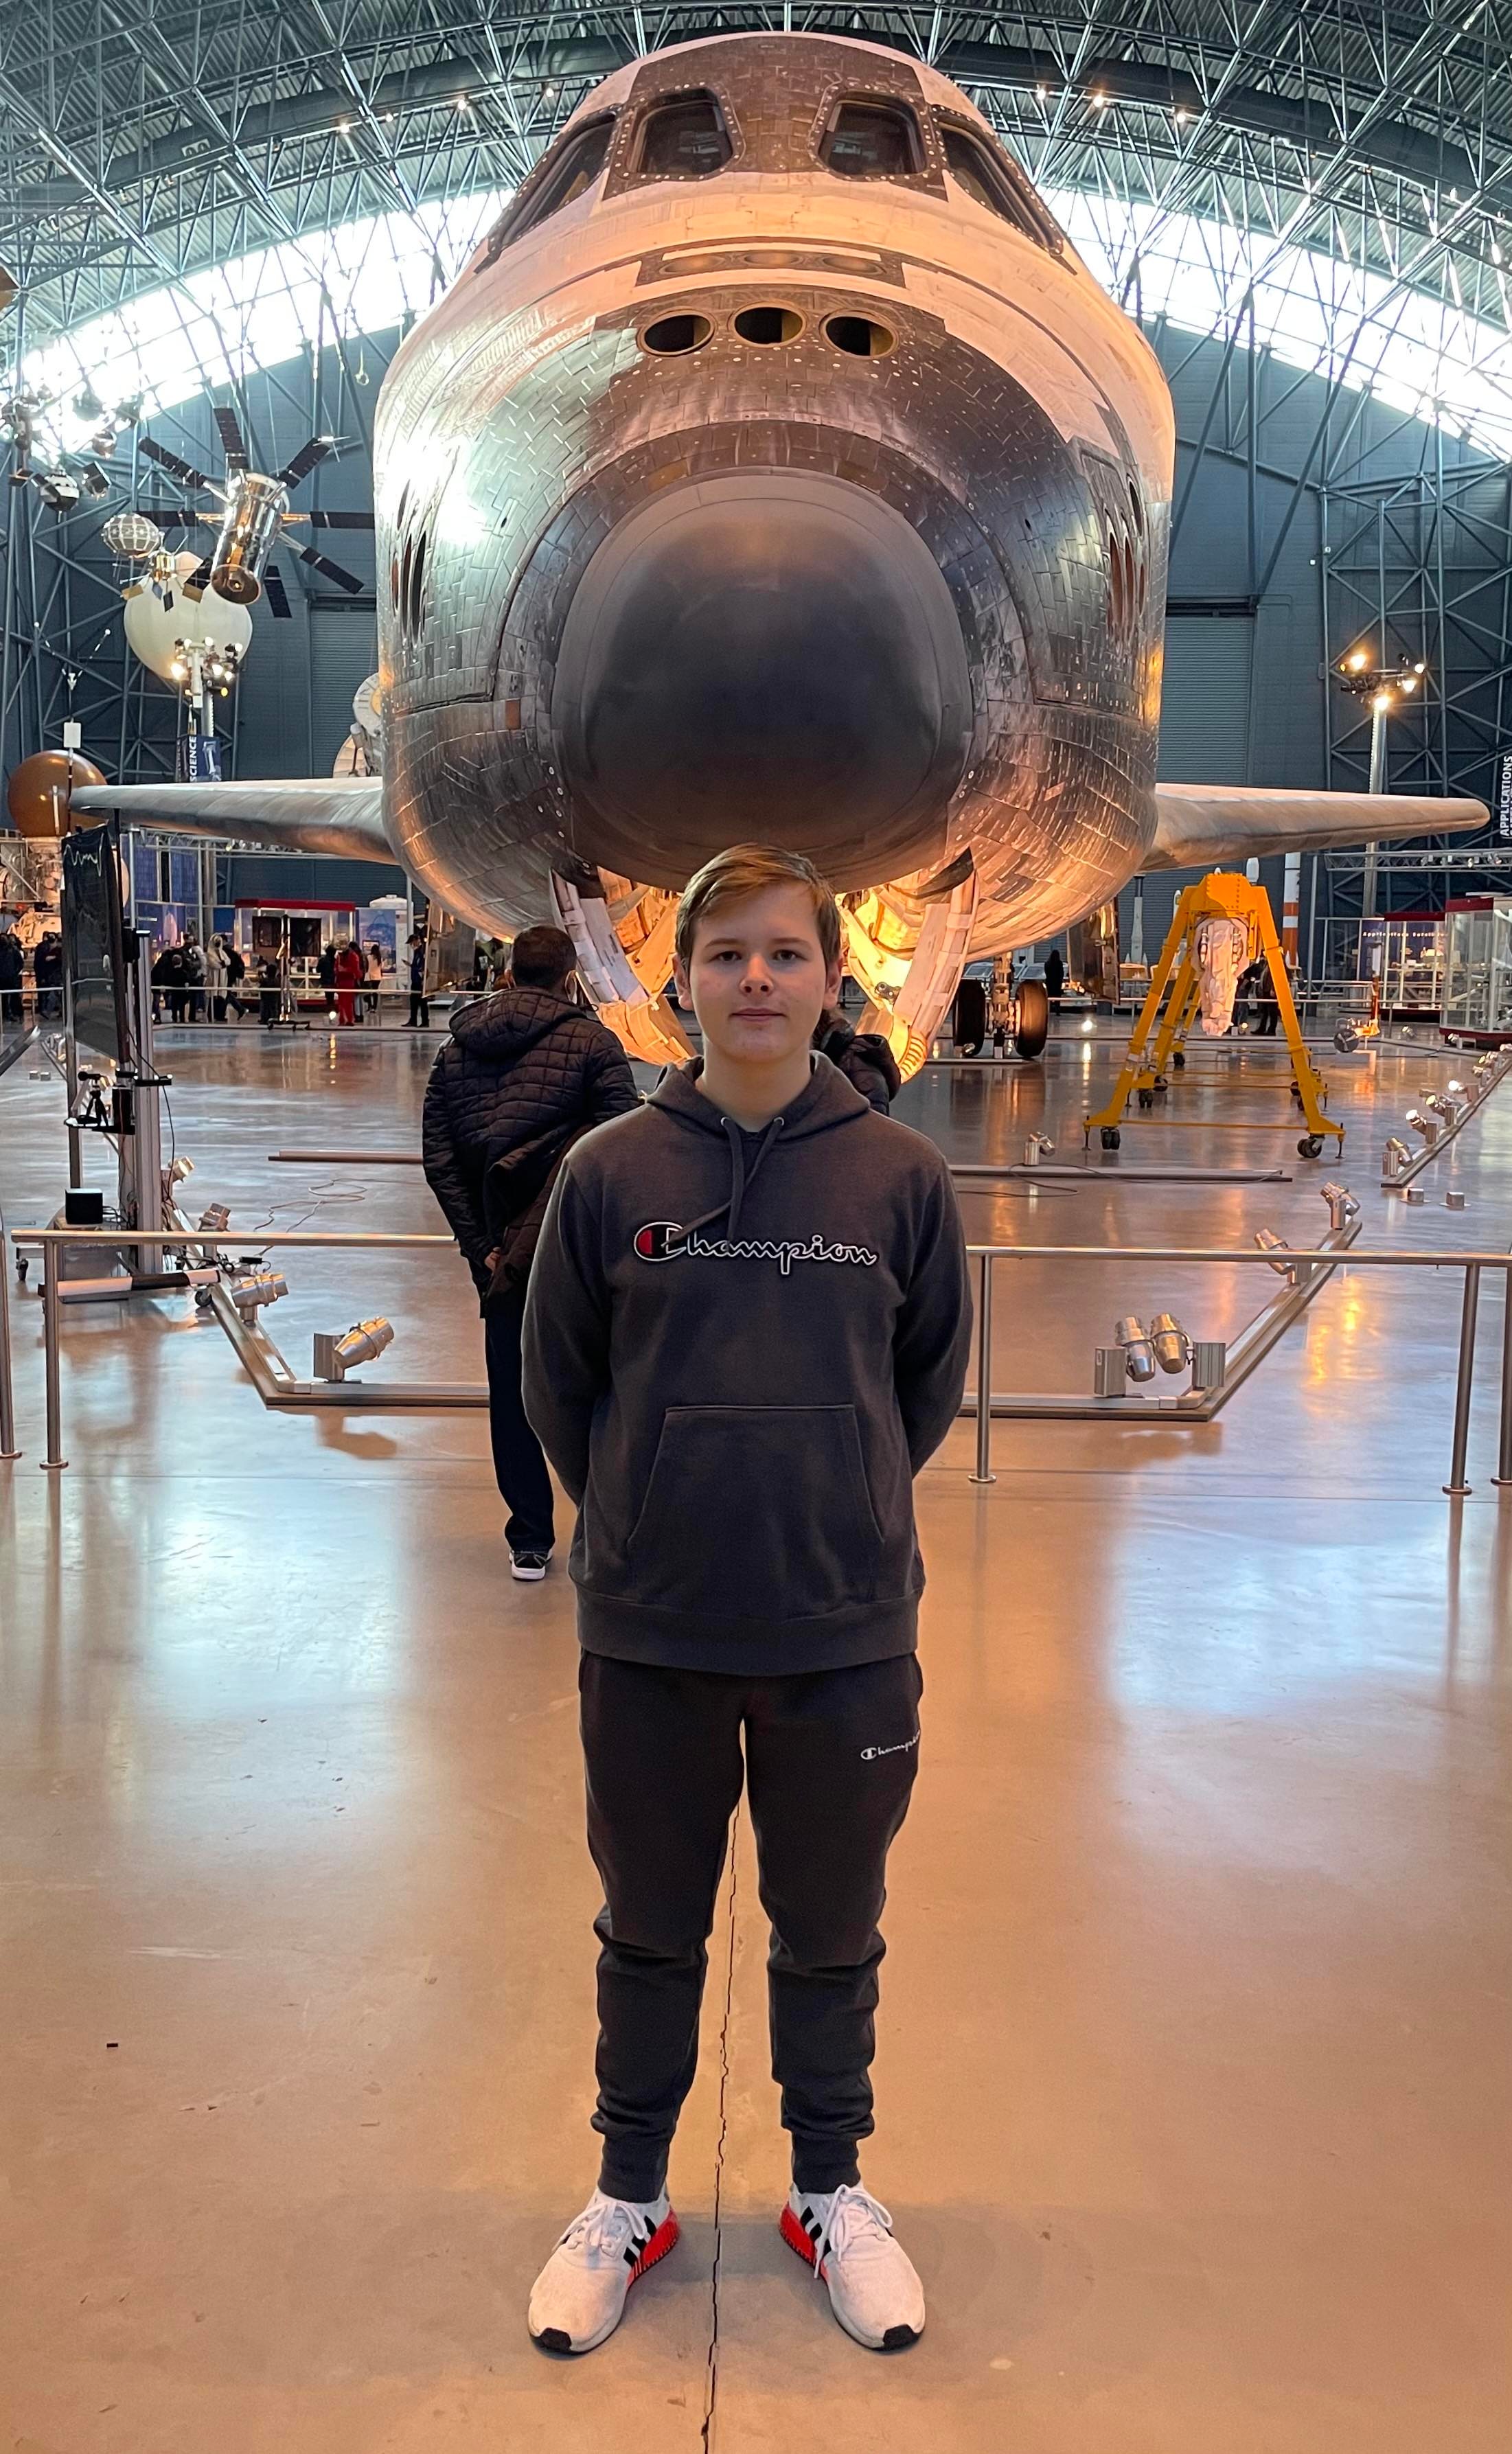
[530,2212,680,2356]
[510,1564,548,1581]
[779,2205,922,2352]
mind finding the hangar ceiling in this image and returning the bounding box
[2,4,1511,449]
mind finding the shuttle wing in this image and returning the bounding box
[68,778,395,867]
[1148,783,1488,873]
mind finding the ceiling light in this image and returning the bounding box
[1090,90,1108,107]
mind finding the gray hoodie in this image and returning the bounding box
[522,1054,972,1675]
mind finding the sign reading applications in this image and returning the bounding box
[633,1222,878,1276]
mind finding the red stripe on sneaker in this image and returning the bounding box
[780,2203,824,2275]
[629,2211,680,2284]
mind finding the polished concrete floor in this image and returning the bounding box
[1,1019,1509,2449]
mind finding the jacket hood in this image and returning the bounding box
[448,984,580,1061]
[647,1055,871,1238]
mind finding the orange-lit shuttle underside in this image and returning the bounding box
[74,32,1484,1066]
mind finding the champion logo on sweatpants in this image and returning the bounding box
[633,1222,877,1274]
[860,1732,920,1763]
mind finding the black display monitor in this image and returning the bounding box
[62,824,132,1066]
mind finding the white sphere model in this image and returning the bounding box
[122,577,255,685]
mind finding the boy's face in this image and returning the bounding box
[674,883,843,1070]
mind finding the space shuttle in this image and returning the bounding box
[71,32,1485,1068]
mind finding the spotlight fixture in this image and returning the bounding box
[196,1203,231,1232]
[1254,1227,1296,1281]
[1319,1181,1360,1230]
[229,1270,288,1313]
[1148,1313,1190,1373]
[1114,1314,1156,1382]
[1382,1136,1411,1180]
[313,1317,395,1380]
[1023,1132,1055,1163]
[1405,1106,1438,1145]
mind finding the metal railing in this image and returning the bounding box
[4,1222,1510,1500]
[960,1239,1512,1497]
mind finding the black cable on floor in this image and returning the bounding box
[701,1802,740,2454]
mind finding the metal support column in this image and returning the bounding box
[41,1236,67,1471]
[1443,1264,1481,1497]
[1493,1264,1512,1489]
[970,1251,996,1486]
[0,1211,19,1459]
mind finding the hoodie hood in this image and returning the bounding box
[648,1054,871,1238]
[448,984,580,1062]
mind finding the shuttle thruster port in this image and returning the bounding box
[229,1270,288,1314]
[1320,1182,1360,1231]
[313,1317,395,1381]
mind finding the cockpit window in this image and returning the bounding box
[492,115,615,249]
[821,99,924,181]
[634,91,733,180]
[936,118,1064,253]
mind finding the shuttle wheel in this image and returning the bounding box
[1013,978,1049,1059]
[1100,1127,1121,1151]
[1297,1136,1324,1159]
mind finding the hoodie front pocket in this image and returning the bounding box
[626,1405,884,1618]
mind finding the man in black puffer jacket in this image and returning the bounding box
[814,1009,902,1114]
[423,924,638,1578]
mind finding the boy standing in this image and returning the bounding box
[522,845,971,2355]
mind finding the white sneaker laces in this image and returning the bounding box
[809,2183,895,2278]
[558,2194,639,2264]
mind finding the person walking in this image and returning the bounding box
[225,939,247,1018]
[205,934,229,1023]
[334,937,364,1025]
[520,844,971,2359]
[0,924,23,1026]
[364,940,385,1020]
[317,938,339,1021]
[423,925,637,1576]
[32,928,63,1021]
[404,930,430,1029]
[257,950,284,1029]
[182,931,206,1022]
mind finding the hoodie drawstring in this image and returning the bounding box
[682,1113,787,1242]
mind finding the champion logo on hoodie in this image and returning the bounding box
[633,1222,878,1276]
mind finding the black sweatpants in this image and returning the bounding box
[580,1649,923,2203]
[483,1291,555,1554]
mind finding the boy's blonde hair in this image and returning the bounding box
[674,844,841,971]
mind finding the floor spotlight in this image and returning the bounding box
[1115,1315,1157,1382]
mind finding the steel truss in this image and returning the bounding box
[1,4,1510,380]
[1321,450,1512,910]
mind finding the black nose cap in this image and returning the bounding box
[551,469,972,889]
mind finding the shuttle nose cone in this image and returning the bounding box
[551,469,971,888]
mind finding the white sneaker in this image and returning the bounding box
[528,2188,678,2354]
[781,2182,925,2350]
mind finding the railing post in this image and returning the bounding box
[0,1214,19,1459]
[41,1238,67,1472]
[1495,1263,1512,1491]
[970,1250,996,1487]
[1443,1262,1480,1498]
